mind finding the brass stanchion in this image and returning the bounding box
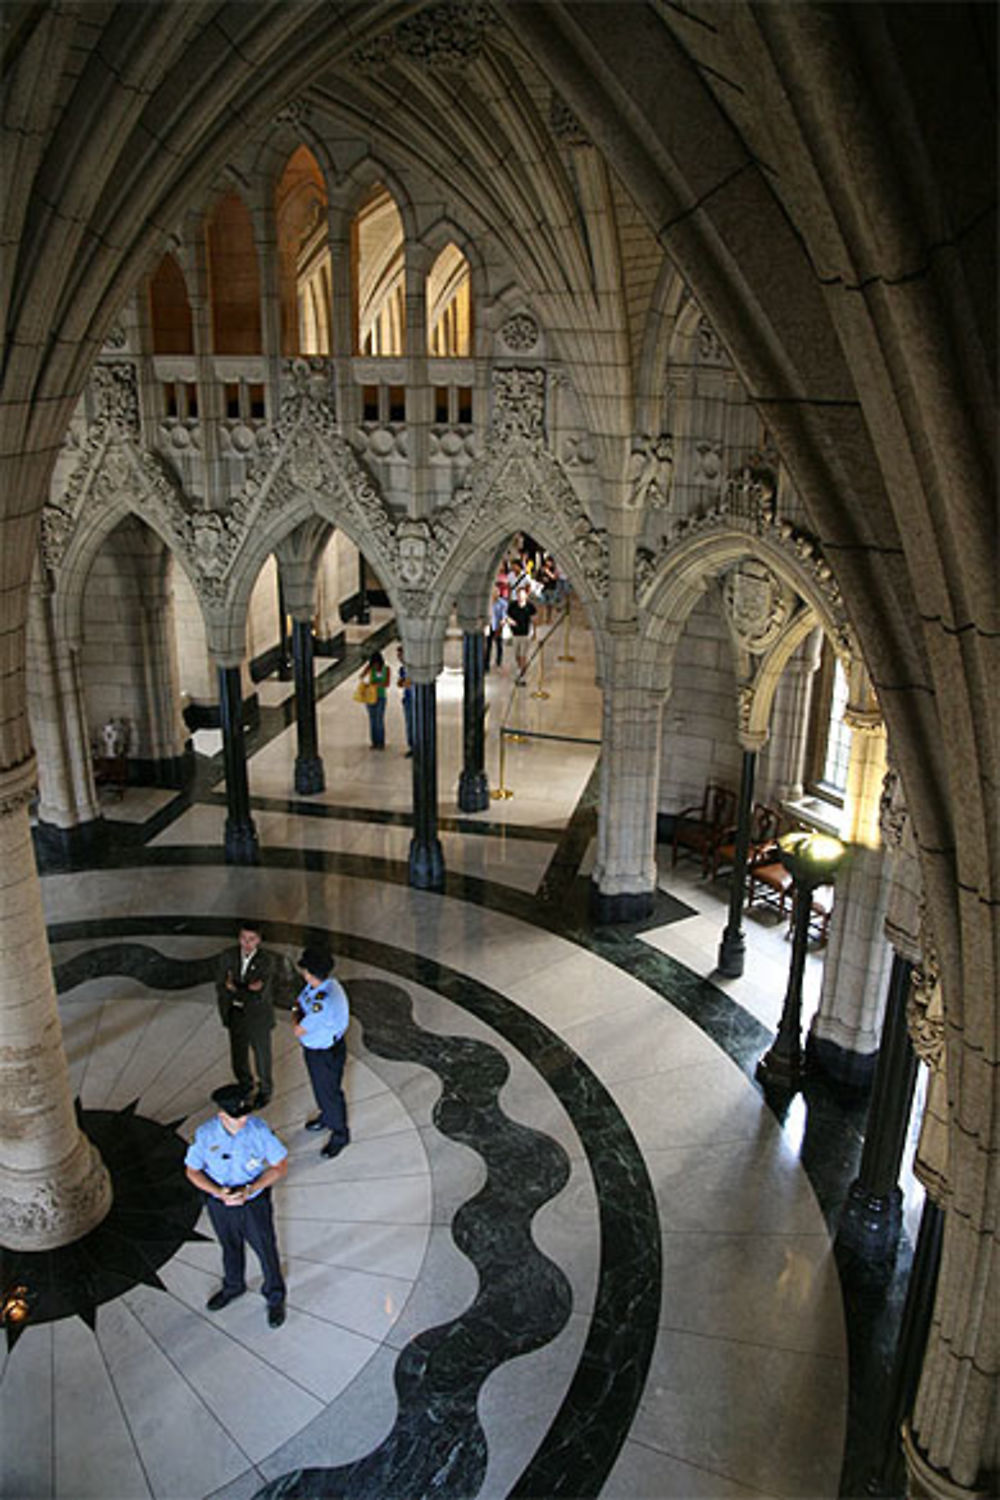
[531,634,550,700]
[490,728,514,800]
[557,605,575,662]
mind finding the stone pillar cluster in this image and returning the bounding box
[591,666,664,923]
[0,756,112,1249]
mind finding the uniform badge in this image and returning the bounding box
[312,1001,323,1012]
[210,1143,220,1152]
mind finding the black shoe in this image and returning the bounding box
[206,1288,245,1312]
[305,1116,325,1131]
[267,1301,286,1329]
[321,1136,348,1158]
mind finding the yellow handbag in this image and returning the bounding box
[354,681,378,705]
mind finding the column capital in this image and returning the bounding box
[0,752,38,818]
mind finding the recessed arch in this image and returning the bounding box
[148,253,193,356]
[427,242,471,357]
[206,191,262,355]
[276,144,331,356]
[352,184,405,356]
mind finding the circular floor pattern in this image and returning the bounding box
[36,915,661,1500]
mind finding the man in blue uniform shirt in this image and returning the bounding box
[294,945,350,1158]
[185,1084,288,1327]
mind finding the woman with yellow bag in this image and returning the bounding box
[356,650,391,748]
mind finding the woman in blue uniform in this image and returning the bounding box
[185,1083,288,1327]
[294,945,350,1158]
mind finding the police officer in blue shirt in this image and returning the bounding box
[185,1084,288,1327]
[294,945,350,1158]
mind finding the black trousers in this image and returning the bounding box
[228,1022,273,1098]
[206,1187,285,1306]
[303,1037,348,1144]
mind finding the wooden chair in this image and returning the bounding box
[710,802,782,880]
[745,843,793,920]
[671,782,737,877]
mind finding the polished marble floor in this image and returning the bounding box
[3,607,914,1499]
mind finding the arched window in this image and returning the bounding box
[206,193,261,355]
[806,643,853,803]
[353,186,404,356]
[148,254,193,355]
[427,243,471,356]
[276,146,331,356]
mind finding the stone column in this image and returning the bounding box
[807,681,893,1088]
[458,628,489,812]
[717,738,764,977]
[27,566,104,864]
[409,678,444,890]
[764,626,822,802]
[291,616,324,795]
[0,755,112,1249]
[591,665,664,923]
[835,952,919,1263]
[217,663,259,864]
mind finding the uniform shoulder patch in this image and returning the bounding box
[312,1001,323,1013]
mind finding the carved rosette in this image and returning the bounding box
[498,313,540,354]
[721,559,794,655]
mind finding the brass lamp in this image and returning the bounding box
[756,830,846,1090]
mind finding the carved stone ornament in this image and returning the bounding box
[721,559,794,655]
[102,322,127,351]
[0,753,39,819]
[490,368,546,445]
[498,313,540,354]
[90,361,140,433]
[274,99,311,128]
[907,944,945,1072]
[626,434,674,511]
[697,315,728,365]
[354,3,496,70]
[549,93,590,145]
[879,767,908,849]
[396,517,431,587]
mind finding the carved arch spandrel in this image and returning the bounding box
[633,523,857,702]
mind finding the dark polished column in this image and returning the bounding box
[218,665,259,864]
[871,1198,944,1494]
[458,629,489,812]
[291,617,325,795]
[357,553,370,624]
[717,748,757,977]
[409,680,445,890]
[836,954,918,1262]
[277,574,292,681]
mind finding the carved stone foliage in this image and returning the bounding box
[90,361,139,433]
[352,3,496,70]
[879,767,908,849]
[549,93,589,145]
[721,559,794,655]
[498,313,540,354]
[697,315,728,365]
[626,434,673,511]
[907,943,944,1072]
[490,368,546,445]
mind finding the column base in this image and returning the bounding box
[836,1181,903,1264]
[805,1031,878,1091]
[0,1130,112,1251]
[902,1422,991,1500]
[755,1043,803,1093]
[409,836,445,891]
[717,925,746,977]
[34,817,107,870]
[589,884,655,924]
[294,756,326,796]
[457,769,489,813]
[224,819,260,865]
